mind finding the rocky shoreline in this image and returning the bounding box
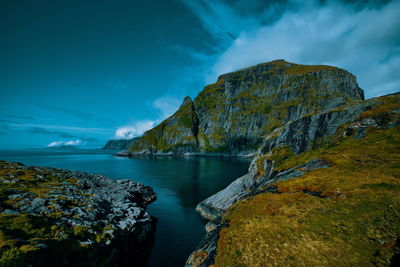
[0,161,157,266]
[114,150,255,158]
[186,92,400,266]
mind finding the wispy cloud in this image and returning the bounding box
[114,120,157,139]
[112,0,400,141]
[6,122,112,133]
[0,113,37,121]
[40,104,95,120]
[47,139,82,147]
[113,96,183,139]
[181,0,400,97]
[29,127,76,138]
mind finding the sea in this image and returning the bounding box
[0,149,250,266]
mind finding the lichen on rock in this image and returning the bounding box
[0,161,157,266]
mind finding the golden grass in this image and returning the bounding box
[214,126,400,266]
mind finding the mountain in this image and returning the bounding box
[125,60,364,157]
[186,92,400,266]
[102,137,139,150]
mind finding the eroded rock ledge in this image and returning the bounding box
[0,161,157,266]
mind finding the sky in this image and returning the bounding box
[0,0,399,149]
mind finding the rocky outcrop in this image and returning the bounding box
[0,161,157,266]
[127,96,200,157]
[187,92,400,266]
[195,93,400,221]
[126,60,364,157]
[102,137,139,150]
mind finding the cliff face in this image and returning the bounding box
[102,137,139,150]
[129,96,199,155]
[187,92,400,267]
[128,60,364,156]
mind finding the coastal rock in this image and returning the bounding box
[195,93,400,221]
[0,161,157,266]
[127,60,364,157]
[187,92,400,266]
[102,137,139,150]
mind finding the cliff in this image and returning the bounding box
[126,60,364,157]
[187,92,400,266]
[0,161,156,266]
[102,137,139,150]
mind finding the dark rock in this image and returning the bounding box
[187,92,400,266]
[102,137,139,150]
[185,222,228,267]
[129,60,364,157]
[0,160,157,266]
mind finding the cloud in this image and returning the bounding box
[40,104,95,120]
[7,122,112,133]
[114,120,157,139]
[115,0,400,141]
[152,96,181,118]
[28,127,99,142]
[0,113,37,121]
[182,0,400,98]
[29,127,76,138]
[113,96,184,140]
[47,139,82,147]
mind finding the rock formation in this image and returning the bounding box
[102,137,139,150]
[186,92,400,266]
[121,60,364,157]
[0,161,156,266]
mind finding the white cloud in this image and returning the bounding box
[114,120,157,139]
[113,96,184,140]
[47,139,82,147]
[184,0,400,98]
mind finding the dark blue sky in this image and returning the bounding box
[1,0,399,149]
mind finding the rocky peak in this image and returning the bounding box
[125,60,365,157]
[181,96,193,107]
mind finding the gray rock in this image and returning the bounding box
[129,60,364,157]
[196,93,400,220]
[0,160,157,266]
[2,209,21,215]
[187,92,400,266]
[101,137,139,150]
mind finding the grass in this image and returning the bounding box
[214,125,400,267]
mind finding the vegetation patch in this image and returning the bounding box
[214,126,400,266]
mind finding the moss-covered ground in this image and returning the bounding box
[0,162,112,266]
[214,125,400,266]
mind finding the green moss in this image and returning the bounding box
[285,64,337,75]
[0,162,113,265]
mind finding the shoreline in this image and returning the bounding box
[114,150,256,159]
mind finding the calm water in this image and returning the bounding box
[0,150,250,266]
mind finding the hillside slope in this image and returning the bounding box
[187,92,400,266]
[126,60,364,156]
[102,137,139,150]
